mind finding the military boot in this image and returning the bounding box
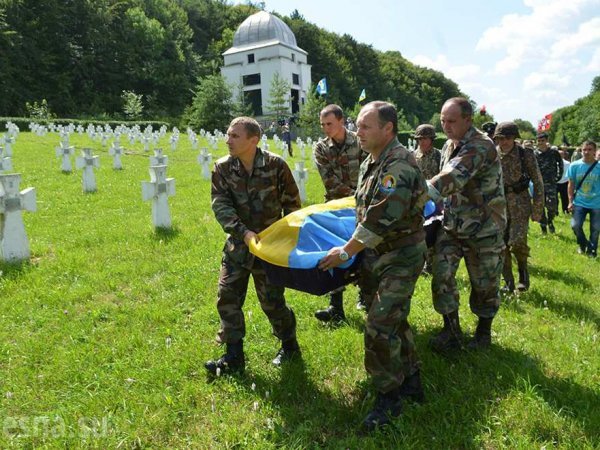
[501,251,515,293]
[362,388,403,432]
[205,341,245,376]
[428,311,463,353]
[516,258,530,292]
[314,291,346,323]
[272,338,301,366]
[467,317,493,350]
[540,224,547,235]
[398,370,425,404]
[548,221,556,234]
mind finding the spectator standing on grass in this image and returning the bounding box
[204,117,302,376]
[567,140,600,258]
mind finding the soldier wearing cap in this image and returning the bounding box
[535,132,563,234]
[495,122,544,292]
[413,124,441,274]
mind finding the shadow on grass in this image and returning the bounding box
[413,332,600,448]
[519,289,600,330]
[529,263,593,290]
[0,260,31,280]
[151,226,181,242]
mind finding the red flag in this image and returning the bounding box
[537,113,552,131]
[479,105,487,116]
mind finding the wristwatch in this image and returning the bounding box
[339,249,350,261]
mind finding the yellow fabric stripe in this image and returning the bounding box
[249,196,356,267]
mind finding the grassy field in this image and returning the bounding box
[0,129,598,449]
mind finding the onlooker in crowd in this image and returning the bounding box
[313,104,370,322]
[535,132,563,234]
[205,117,302,376]
[494,122,544,293]
[319,101,427,431]
[557,149,571,214]
[412,124,441,274]
[282,124,293,156]
[571,146,583,162]
[427,98,506,352]
[567,140,600,258]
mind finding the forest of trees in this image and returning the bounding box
[0,0,597,141]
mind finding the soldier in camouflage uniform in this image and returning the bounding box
[319,102,427,432]
[313,104,369,322]
[205,117,302,376]
[494,122,544,292]
[412,124,441,274]
[426,98,507,352]
[535,132,563,234]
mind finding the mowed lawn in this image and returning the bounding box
[0,130,598,449]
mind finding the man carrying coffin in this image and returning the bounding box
[319,101,428,432]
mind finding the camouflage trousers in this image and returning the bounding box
[431,231,504,319]
[359,242,425,393]
[540,183,558,226]
[504,215,530,260]
[215,253,296,344]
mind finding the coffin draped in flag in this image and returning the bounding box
[249,197,359,295]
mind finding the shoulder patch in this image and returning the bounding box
[380,174,396,194]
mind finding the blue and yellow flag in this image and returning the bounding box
[358,88,366,103]
[316,78,328,96]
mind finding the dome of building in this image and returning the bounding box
[233,11,297,48]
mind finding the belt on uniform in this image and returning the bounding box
[373,230,425,256]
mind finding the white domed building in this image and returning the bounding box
[221,10,312,118]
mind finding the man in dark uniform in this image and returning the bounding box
[535,132,563,234]
[319,101,427,431]
[494,122,544,292]
[205,117,302,375]
[313,104,369,322]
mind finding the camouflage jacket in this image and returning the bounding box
[314,129,367,201]
[353,137,427,250]
[499,144,544,220]
[413,147,442,180]
[535,148,564,185]
[429,126,507,239]
[212,147,301,265]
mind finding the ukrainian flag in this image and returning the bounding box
[249,197,358,295]
[316,78,328,96]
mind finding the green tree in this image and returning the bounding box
[121,91,144,120]
[230,82,253,118]
[514,118,536,139]
[182,74,233,132]
[297,86,326,140]
[267,71,290,122]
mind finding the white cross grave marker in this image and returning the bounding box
[150,148,168,166]
[292,161,308,202]
[197,147,212,180]
[1,135,15,157]
[55,142,75,172]
[109,142,124,170]
[0,173,36,262]
[75,148,100,192]
[142,165,175,229]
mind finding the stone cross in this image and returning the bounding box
[140,135,151,152]
[55,142,75,172]
[1,135,15,157]
[282,143,290,161]
[298,141,306,159]
[150,148,168,166]
[109,142,124,170]
[197,147,212,180]
[0,173,36,262]
[75,148,100,192]
[292,161,308,202]
[189,134,198,150]
[0,148,12,173]
[169,134,179,151]
[142,165,175,229]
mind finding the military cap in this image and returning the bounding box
[536,131,549,139]
[494,121,521,138]
[414,124,436,139]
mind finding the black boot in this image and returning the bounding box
[272,338,301,366]
[467,317,493,349]
[540,224,547,235]
[398,370,425,404]
[501,250,515,293]
[314,291,346,323]
[362,388,403,432]
[548,221,555,234]
[429,311,463,353]
[516,258,530,292]
[205,341,245,375]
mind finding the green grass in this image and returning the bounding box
[1,131,599,449]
